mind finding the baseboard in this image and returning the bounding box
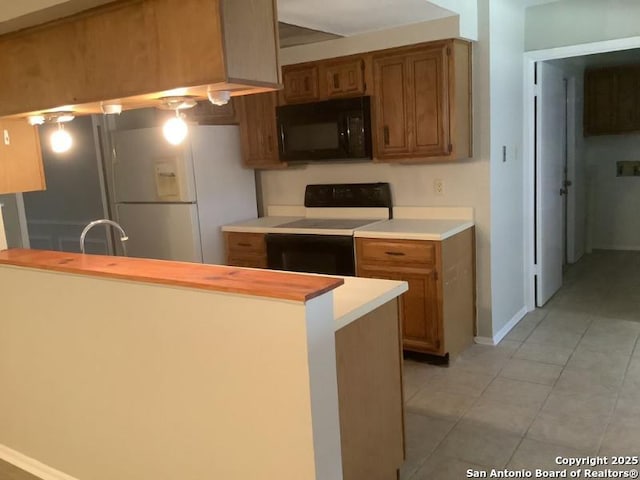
[592,245,640,252]
[474,306,528,346]
[473,336,496,346]
[0,444,79,480]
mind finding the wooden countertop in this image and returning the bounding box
[0,249,344,303]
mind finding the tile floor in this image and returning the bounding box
[402,250,640,479]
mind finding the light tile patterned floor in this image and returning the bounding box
[402,251,640,480]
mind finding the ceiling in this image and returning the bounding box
[0,0,457,49]
[277,0,455,37]
[279,23,342,48]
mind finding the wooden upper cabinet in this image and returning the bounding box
[373,54,411,156]
[236,92,284,169]
[322,59,366,98]
[373,39,471,162]
[585,65,640,136]
[282,66,319,104]
[0,119,45,194]
[0,0,281,118]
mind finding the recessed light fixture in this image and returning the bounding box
[27,115,45,126]
[100,102,123,115]
[207,88,231,106]
[158,96,197,145]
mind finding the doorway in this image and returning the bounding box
[524,38,640,311]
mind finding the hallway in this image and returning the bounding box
[402,250,640,479]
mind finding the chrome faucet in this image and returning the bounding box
[80,219,129,256]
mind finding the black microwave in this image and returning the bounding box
[276,96,372,163]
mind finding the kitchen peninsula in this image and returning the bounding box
[0,249,407,480]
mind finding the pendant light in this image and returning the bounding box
[158,96,196,146]
[26,111,75,154]
[50,123,73,153]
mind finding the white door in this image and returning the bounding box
[536,62,565,306]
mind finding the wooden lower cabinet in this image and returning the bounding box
[335,299,405,480]
[223,231,267,268]
[356,229,475,359]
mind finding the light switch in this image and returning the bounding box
[3,129,9,146]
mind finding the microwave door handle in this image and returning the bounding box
[279,123,286,155]
[343,115,351,154]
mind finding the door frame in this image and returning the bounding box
[523,36,640,311]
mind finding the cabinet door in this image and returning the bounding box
[357,266,442,355]
[373,54,411,157]
[400,269,442,354]
[584,69,617,135]
[324,59,365,98]
[282,66,319,103]
[236,92,283,168]
[0,118,46,194]
[408,46,450,156]
[615,67,640,132]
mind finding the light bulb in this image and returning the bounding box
[50,128,73,153]
[163,116,188,145]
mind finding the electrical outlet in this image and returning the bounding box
[434,179,444,195]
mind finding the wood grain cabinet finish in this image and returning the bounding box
[322,59,366,98]
[584,65,640,136]
[282,65,320,104]
[0,0,281,118]
[236,92,284,169]
[224,232,267,268]
[0,119,45,194]
[372,39,471,162]
[356,229,475,359]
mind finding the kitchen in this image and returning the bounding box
[1,1,640,480]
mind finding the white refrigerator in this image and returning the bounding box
[112,125,257,264]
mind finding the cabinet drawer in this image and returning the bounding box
[356,238,435,266]
[227,255,267,269]
[225,232,266,255]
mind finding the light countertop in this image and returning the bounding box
[354,218,474,241]
[221,216,303,233]
[332,275,407,330]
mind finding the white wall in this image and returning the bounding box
[0,264,340,480]
[262,16,496,338]
[487,0,526,337]
[525,0,640,51]
[585,134,640,251]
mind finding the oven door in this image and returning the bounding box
[266,234,355,276]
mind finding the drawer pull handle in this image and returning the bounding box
[385,251,405,256]
[237,242,252,247]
